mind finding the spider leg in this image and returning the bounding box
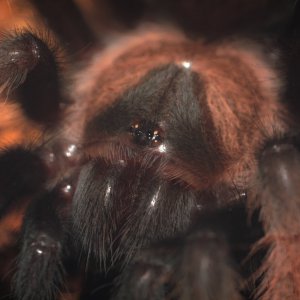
[114,243,177,300]
[251,142,300,299]
[115,229,242,300]
[0,31,63,124]
[0,144,78,298]
[12,188,68,300]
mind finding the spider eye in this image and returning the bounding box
[129,120,163,147]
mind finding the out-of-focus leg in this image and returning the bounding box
[115,230,242,300]
[250,142,300,299]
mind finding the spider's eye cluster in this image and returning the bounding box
[129,120,163,147]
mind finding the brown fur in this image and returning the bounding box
[0,101,42,148]
[72,29,287,193]
[0,10,296,297]
[249,144,300,299]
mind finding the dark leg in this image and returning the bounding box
[250,142,300,299]
[114,244,176,300]
[0,31,63,124]
[13,188,68,300]
[115,230,242,300]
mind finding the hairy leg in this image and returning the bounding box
[0,31,63,124]
[250,141,300,299]
[115,229,242,300]
[13,189,67,300]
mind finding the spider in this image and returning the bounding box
[0,0,300,299]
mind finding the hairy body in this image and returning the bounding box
[0,2,299,300]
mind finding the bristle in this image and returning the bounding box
[73,158,196,269]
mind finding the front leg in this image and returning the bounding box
[0,31,63,124]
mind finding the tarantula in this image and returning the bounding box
[0,0,300,299]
